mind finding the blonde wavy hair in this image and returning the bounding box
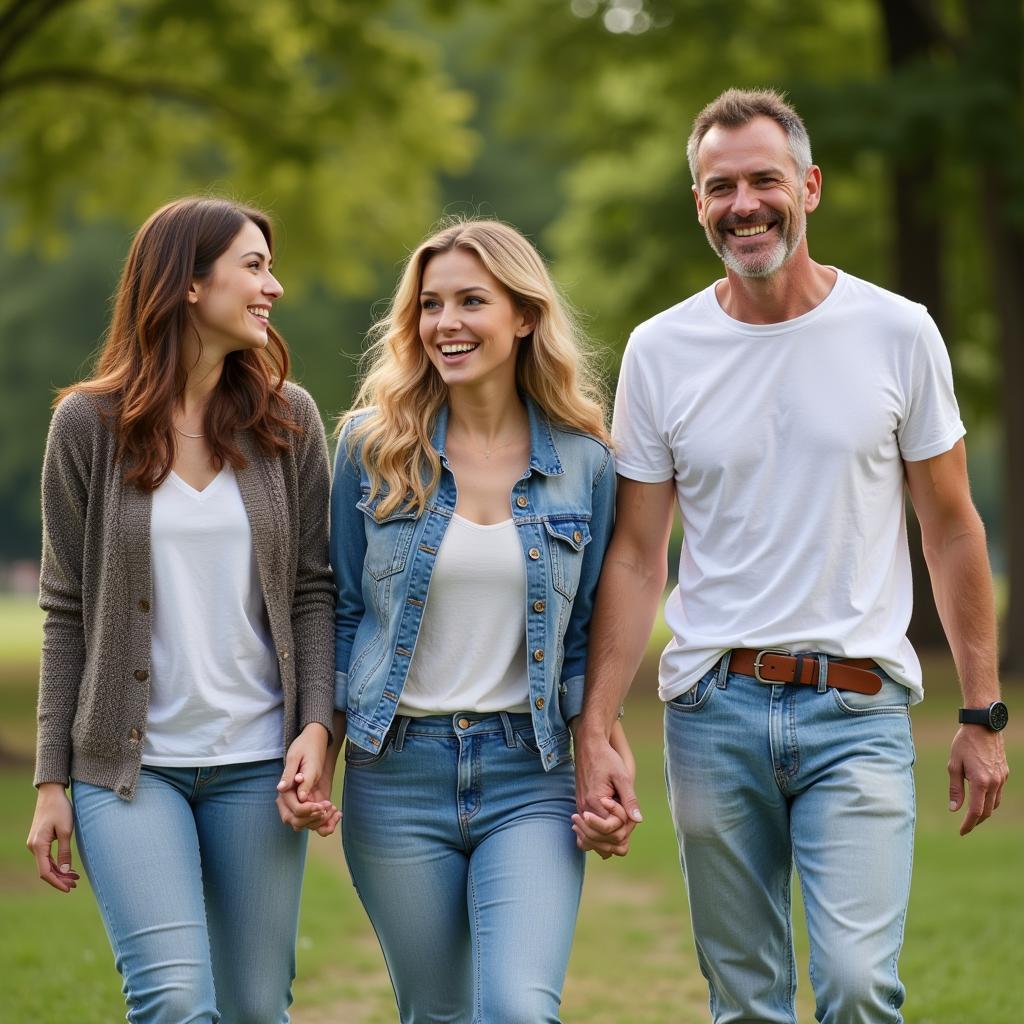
[341,218,609,519]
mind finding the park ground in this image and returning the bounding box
[1,595,1021,1022]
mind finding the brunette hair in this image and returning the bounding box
[686,88,812,185]
[341,218,608,520]
[59,197,297,489]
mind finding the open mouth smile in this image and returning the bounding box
[247,305,271,324]
[439,341,480,359]
[727,221,777,239]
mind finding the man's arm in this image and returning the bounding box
[904,439,1009,835]
[574,476,676,824]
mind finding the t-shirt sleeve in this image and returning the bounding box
[897,310,966,462]
[611,334,675,482]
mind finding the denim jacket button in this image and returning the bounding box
[532,600,545,613]
[528,547,541,560]
[516,495,528,508]
[533,649,544,663]
[535,696,545,710]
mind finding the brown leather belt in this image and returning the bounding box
[728,649,882,695]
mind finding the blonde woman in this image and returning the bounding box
[324,220,631,1021]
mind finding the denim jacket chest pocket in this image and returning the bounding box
[357,490,418,581]
[543,515,592,600]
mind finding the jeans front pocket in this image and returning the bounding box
[344,736,394,767]
[831,675,911,716]
[667,667,720,714]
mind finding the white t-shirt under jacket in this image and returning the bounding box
[399,513,530,716]
[612,270,965,703]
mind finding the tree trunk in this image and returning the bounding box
[969,0,1024,676]
[879,0,949,650]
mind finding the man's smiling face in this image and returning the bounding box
[693,116,817,279]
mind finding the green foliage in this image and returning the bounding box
[0,0,477,290]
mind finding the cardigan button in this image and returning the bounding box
[118,785,131,798]
[281,650,290,660]
[129,728,141,744]
[516,495,528,508]
[133,669,149,682]
[528,547,541,560]
[137,599,150,612]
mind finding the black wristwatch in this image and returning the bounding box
[958,701,1009,732]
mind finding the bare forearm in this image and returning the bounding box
[577,548,666,739]
[923,517,999,705]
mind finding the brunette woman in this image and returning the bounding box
[26,197,337,1023]
[324,219,633,1022]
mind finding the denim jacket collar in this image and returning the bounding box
[430,396,565,478]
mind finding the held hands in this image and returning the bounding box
[27,783,81,893]
[276,722,341,837]
[572,720,642,859]
[948,725,1009,836]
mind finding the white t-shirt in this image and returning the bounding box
[143,466,283,766]
[612,270,965,703]
[399,514,530,715]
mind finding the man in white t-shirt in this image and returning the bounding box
[571,89,1009,1022]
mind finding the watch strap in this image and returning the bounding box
[958,707,991,726]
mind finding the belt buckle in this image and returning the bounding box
[752,648,792,684]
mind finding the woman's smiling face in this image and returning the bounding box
[418,248,533,393]
[188,218,284,355]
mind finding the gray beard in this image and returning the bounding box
[709,215,806,279]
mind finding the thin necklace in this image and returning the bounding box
[174,425,205,439]
[476,435,519,460]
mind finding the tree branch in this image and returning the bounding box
[0,0,77,74]
[0,64,251,124]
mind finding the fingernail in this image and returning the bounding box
[60,864,71,873]
[632,809,644,822]
[949,801,957,811]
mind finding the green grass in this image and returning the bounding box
[3,598,1021,1021]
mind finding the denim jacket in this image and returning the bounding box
[330,399,614,770]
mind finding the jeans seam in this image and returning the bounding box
[469,863,483,1024]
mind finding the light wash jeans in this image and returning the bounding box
[72,759,307,1024]
[341,711,584,1024]
[665,655,916,1024]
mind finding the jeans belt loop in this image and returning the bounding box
[816,653,829,694]
[716,650,732,689]
[498,710,516,749]
[393,715,411,752]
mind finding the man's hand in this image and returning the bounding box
[948,725,1009,835]
[575,724,642,825]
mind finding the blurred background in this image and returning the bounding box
[1,1,1021,1021]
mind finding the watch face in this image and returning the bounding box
[990,702,1009,731]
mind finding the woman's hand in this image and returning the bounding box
[571,720,639,859]
[27,783,80,893]
[276,723,339,835]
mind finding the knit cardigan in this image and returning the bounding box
[34,381,336,799]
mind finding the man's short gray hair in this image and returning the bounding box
[686,88,812,186]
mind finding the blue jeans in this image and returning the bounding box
[664,657,916,1024]
[342,711,584,1023]
[72,759,307,1024]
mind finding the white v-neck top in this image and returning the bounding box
[398,514,530,716]
[143,465,283,765]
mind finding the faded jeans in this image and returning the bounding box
[73,759,306,1023]
[341,711,584,1023]
[665,656,916,1024]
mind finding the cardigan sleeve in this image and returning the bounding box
[34,394,95,787]
[286,384,337,738]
